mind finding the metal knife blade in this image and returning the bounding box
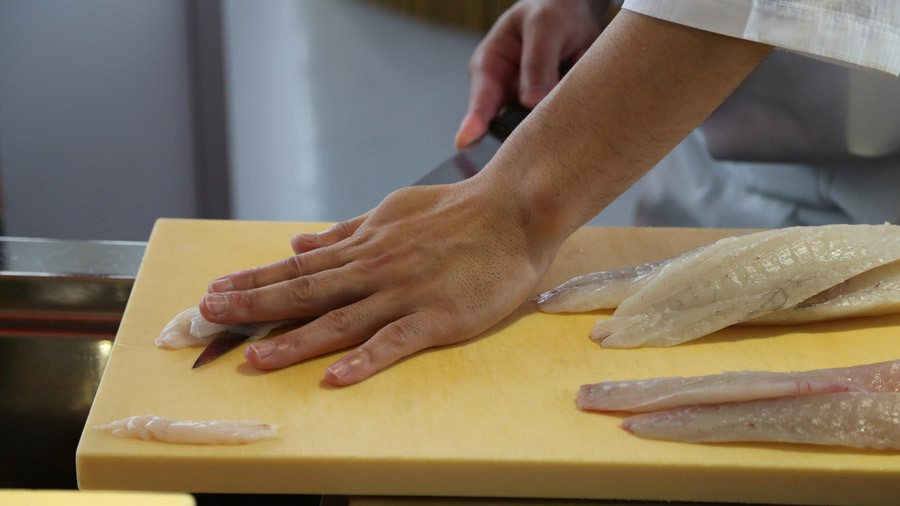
[192,331,251,369]
[414,104,530,186]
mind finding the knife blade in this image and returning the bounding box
[414,104,530,185]
[192,331,251,369]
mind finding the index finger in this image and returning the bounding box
[456,46,519,149]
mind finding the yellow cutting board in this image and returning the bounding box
[76,219,900,504]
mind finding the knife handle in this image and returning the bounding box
[486,60,573,142]
[487,104,531,141]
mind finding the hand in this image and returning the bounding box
[454,0,606,149]
[198,179,559,386]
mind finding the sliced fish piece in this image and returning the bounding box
[621,392,900,450]
[535,258,670,312]
[189,309,290,340]
[745,261,900,325]
[536,245,713,313]
[578,359,900,413]
[595,224,900,348]
[155,306,294,349]
[155,308,214,348]
[94,414,278,445]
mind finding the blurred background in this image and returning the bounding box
[0,0,639,242]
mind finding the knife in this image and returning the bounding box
[414,104,530,185]
[192,331,251,369]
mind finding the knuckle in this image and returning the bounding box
[324,308,355,335]
[328,220,352,239]
[386,318,421,351]
[286,276,316,306]
[284,254,303,277]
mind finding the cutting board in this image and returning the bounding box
[76,219,900,504]
[1,490,193,506]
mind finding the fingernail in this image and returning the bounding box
[249,341,275,359]
[327,362,350,380]
[203,293,227,315]
[208,277,233,292]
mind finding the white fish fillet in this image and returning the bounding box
[155,306,293,349]
[745,261,900,325]
[621,393,900,450]
[595,224,900,348]
[578,359,900,413]
[94,415,278,445]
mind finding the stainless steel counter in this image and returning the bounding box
[0,237,144,489]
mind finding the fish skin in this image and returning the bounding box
[621,392,900,450]
[595,224,900,348]
[578,359,900,413]
[94,415,278,445]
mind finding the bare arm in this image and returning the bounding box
[199,10,771,386]
[479,9,773,251]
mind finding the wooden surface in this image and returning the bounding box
[77,219,900,504]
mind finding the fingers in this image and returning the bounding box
[206,216,365,294]
[455,14,521,150]
[325,312,442,386]
[207,248,342,294]
[201,266,369,324]
[519,8,565,107]
[455,69,510,150]
[291,216,365,254]
[243,292,398,370]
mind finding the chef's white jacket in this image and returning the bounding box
[617,0,900,227]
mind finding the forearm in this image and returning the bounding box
[477,10,772,250]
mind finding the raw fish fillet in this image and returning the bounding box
[578,359,900,413]
[155,308,214,348]
[535,258,670,312]
[155,306,292,349]
[746,261,900,325]
[94,415,278,445]
[621,393,900,450]
[594,224,900,347]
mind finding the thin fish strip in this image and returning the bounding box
[595,224,900,347]
[621,392,900,450]
[535,258,671,312]
[94,414,278,445]
[578,359,900,413]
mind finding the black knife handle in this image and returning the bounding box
[486,60,573,142]
[487,104,531,141]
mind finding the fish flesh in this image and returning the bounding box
[593,224,900,347]
[534,258,671,312]
[578,359,900,413]
[94,415,278,445]
[745,261,900,325]
[621,392,900,450]
[535,244,712,313]
[155,306,291,349]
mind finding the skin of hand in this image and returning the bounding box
[199,10,772,386]
[454,0,609,150]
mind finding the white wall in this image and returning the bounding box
[222,0,482,222]
[0,0,199,241]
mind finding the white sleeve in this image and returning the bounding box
[621,0,900,76]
